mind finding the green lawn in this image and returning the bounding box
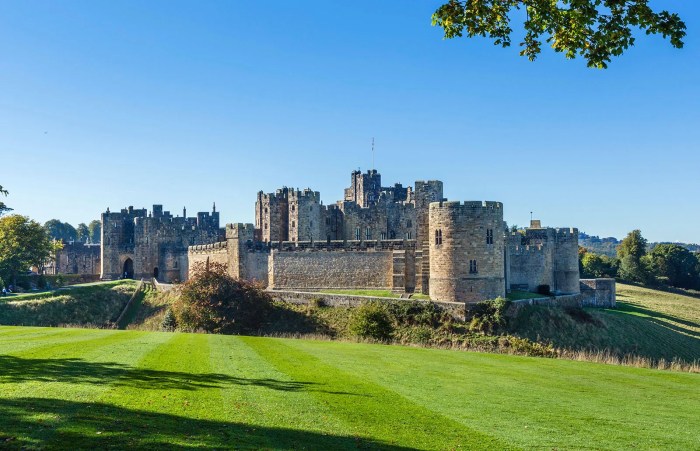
[508,283,700,363]
[0,326,698,449]
[0,280,137,327]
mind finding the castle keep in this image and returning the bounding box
[185,168,582,303]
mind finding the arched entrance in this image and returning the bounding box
[123,258,134,279]
[153,267,159,279]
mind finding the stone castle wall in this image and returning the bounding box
[429,201,505,303]
[45,243,101,275]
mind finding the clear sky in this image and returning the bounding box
[0,1,697,243]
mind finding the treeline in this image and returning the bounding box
[43,219,101,244]
[580,230,700,290]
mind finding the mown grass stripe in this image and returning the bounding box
[242,336,515,450]
[287,339,700,450]
[207,334,354,446]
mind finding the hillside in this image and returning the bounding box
[0,281,138,327]
[509,283,700,363]
[0,326,698,449]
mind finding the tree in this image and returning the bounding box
[0,215,57,286]
[170,262,273,334]
[581,252,618,278]
[432,1,686,68]
[76,223,90,243]
[616,229,649,283]
[647,244,700,290]
[88,220,101,244]
[0,184,10,216]
[43,220,77,243]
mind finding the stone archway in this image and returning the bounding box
[123,258,134,279]
[153,267,159,279]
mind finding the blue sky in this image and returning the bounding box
[0,1,697,243]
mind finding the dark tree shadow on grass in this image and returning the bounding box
[613,302,700,332]
[0,397,411,450]
[0,355,360,396]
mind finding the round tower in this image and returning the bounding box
[429,201,505,303]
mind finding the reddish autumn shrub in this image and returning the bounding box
[171,262,273,334]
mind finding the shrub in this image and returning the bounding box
[387,301,450,328]
[160,308,177,332]
[467,297,510,334]
[536,284,551,296]
[170,262,273,334]
[349,301,393,341]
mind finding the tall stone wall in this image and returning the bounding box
[414,180,444,294]
[269,250,393,290]
[429,201,505,303]
[47,243,101,275]
[288,189,323,242]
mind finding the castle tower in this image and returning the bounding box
[429,201,505,303]
[288,188,323,242]
[344,169,381,207]
[226,223,255,280]
[255,188,289,242]
[553,228,580,294]
[414,180,444,294]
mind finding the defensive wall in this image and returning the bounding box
[506,279,617,317]
[45,243,101,276]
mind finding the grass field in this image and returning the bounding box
[0,326,698,449]
[509,283,700,363]
[0,281,137,328]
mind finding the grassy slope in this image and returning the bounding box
[0,326,697,450]
[509,283,700,362]
[0,281,138,327]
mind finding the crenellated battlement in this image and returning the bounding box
[189,241,228,253]
[429,200,503,212]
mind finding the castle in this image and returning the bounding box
[186,168,581,303]
[53,168,584,303]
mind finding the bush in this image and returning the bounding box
[310,297,326,308]
[160,308,177,332]
[467,297,510,334]
[536,284,551,296]
[170,262,273,334]
[387,301,450,328]
[349,302,393,341]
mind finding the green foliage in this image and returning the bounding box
[0,215,55,284]
[616,230,650,283]
[0,183,10,216]
[467,297,510,334]
[581,252,618,278]
[348,302,393,341]
[170,262,273,334]
[76,223,89,243]
[160,308,177,332]
[647,244,700,290]
[88,220,101,244]
[43,219,77,243]
[431,0,686,69]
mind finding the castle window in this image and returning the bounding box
[435,229,443,245]
[380,232,387,240]
[292,221,295,228]
[326,217,330,225]
[365,227,371,240]
[174,261,178,268]
[310,206,313,212]
[355,227,360,240]
[406,231,412,240]
[486,229,494,245]
[469,259,478,274]
[291,205,295,211]
[407,220,412,228]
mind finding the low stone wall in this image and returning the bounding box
[268,290,466,321]
[506,278,616,316]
